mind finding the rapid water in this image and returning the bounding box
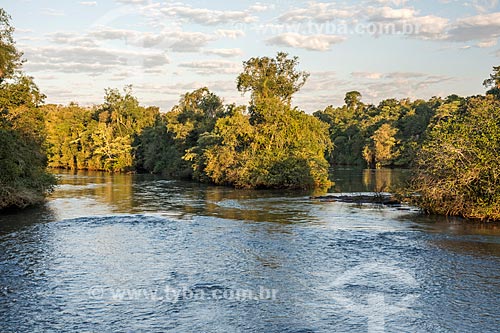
[0,170,498,332]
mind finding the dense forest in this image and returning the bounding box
[0,8,499,221]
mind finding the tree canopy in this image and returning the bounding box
[237,52,309,111]
[0,9,22,82]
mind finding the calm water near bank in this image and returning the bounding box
[0,169,499,332]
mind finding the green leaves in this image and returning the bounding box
[0,9,23,82]
[237,52,309,109]
[411,95,500,221]
[0,9,55,210]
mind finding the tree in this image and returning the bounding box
[483,65,500,98]
[164,87,225,178]
[0,9,22,82]
[237,52,309,119]
[410,94,500,221]
[363,123,399,168]
[189,53,332,189]
[0,9,55,209]
[344,91,362,110]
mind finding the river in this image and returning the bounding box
[0,169,499,332]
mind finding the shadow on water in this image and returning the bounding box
[0,205,57,237]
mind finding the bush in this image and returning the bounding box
[409,95,500,221]
[0,128,56,209]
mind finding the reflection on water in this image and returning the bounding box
[0,169,498,332]
[329,168,411,193]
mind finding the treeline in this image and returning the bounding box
[40,63,500,220]
[44,87,159,172]
[315,91,452,168]
[410,77,500,221]
[43,53,332,189]
[1,7,499,220]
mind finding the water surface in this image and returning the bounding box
[0,169,498,332]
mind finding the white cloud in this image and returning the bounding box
[470,0,499,13]
[366,6,417,21]
[278,3,355,23]
[179,60,241,75]
[23,45,169,74]
[372,0,410,6]
[351,72,383,79]
[447,12,500,46]
[364,6,449,40]
[215,29,245,39]
[408,15,449,40]
[90,27,216,52]
[384,72,426,79]
[115,0,148,4]
[79,1,97,6]
[248,3,274,13]
[477,39,498,48]
[204,48,244,58]
[160,5,257,25]
[48,32,98,47]
[266,33,345,51]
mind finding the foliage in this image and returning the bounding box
[2,10,498,218]
[483,65,500,98]
[163,87,225,177]
[409,94,500,221]
[44,87,159,172]
[314,92,437,168]
[0,128,55,209]
[188,53,332,189]
[237,52,309,123]
[363,123,399,168]
[0,9,22,82]
[0,10,55,210]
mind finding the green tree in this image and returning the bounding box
[237,52,309,122]
[483,65,500,98]
[43,87,159,172]
[363,123,399,168]
[344,91,363,111]
[0,9,55,209]
[410,94,500,221]
[0,9,22,82]
[164,87,225,178]
[190,53,332,189]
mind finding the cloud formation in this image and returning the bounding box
[266,33,346,51]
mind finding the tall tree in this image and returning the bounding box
[237,52,309,121]
[190,53,332,189]
[0,9,22,82]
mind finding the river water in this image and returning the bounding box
[0,169,499,332]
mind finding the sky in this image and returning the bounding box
[3,0,500,112]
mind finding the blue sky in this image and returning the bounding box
[3,0,500,112]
